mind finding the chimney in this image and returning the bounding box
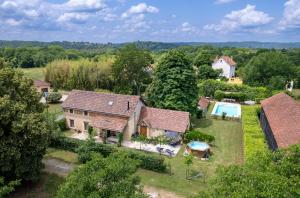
[127,100,130,111]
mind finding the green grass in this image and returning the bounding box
[45,103,63,115]
[137,103,244,197]
[45,148,79,164]
[292,89,300,100]
[20,67,45,80]
[242,105,267,161]
[8,173,64,198]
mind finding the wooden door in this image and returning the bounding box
[140,126,147,137]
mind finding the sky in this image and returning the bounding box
[0,0,299,43]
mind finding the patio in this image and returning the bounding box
[70,132,182,157]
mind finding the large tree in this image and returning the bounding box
[201,145,300,198]
[0,65,50,182]
[57,153,147,198]
[146,49,198,113]
[242,51,297,89]
[112,44,153,95]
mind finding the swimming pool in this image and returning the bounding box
[187,141,210,151]
[211,102,241,118]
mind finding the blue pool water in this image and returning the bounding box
[188,141,210,151]
[211,102,241,118]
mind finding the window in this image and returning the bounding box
[70,119,74,127]
[69,109,74,114]
[84,111,88,116]
[84,122,89,131]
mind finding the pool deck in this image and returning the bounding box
[211,102,241,118]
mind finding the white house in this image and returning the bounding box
[212,56,236,78]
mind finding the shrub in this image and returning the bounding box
[50,136,166,172]
[214,90,247,102]
[199,79,270,101]
[120,150,166,172]
[242,106,268,161]
[47,92,62,103]
[196,108,203,119]
[56,118,67,131]
[184,130,215,143]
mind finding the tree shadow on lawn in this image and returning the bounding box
[191,118,213,129]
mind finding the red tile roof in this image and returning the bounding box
[261,93,300,148]
[214,56,237,66]
[198,97,210,109]
[91,115,128,132]
[139,107,190,133]
[62,90,141,117]
[33,80,50,87]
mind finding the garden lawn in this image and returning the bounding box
[45,148,79,164]
[137,103,244,197]
[45,103,63,115]
[21,67,45,80]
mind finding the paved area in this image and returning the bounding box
[144,186,184,198]
[70,132,181,157]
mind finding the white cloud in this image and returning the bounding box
[204,4,273,33]
[57,13,89,24]
[215,0,235,4]
[279,0,300,30]
[181,22,197,32]
[64,0,106,12]
[121,3,159,18]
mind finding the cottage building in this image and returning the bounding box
[198,97,210,114]
[260,93,300,150]
[33,80,50,94]
[62,90,190,142]
[212,56,236,78]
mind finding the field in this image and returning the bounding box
[45,103,63,115]
[137,104,244,197]
[21,67,45,80]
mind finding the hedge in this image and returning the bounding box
[199,79,270,100]
[214,90,247,102]
[183,130,215,143]
[242,106,268,161]
[50,136,166,172]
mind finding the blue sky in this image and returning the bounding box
[0,0,299,42]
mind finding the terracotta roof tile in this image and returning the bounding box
[261,93,300,148]
[198,97,210,109]
[214,56,237,66]
[91,115,128,132]
[33,80,50,87]
[62,90,140,117]
[139,107,189,133]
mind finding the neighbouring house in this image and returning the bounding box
[212,56,236,78]
[138,107,190,141]
[260,93,300,150]
[33,80,50,94]
[198,97,210,114]
[62,90,190,143]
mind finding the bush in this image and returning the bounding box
[50,136,166,172]
[214,90,247,102]
[199,79,270,101]
[242,106,268,161]
[47,92,62,103]
[56,118,67,131]
[184,130,215,143]
[196,108,203,119]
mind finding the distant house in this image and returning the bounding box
[198,97,210,114]
[260,93,300,150]
[33,80,50,94]
[212,56,236,78]
[62,90,190,143]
